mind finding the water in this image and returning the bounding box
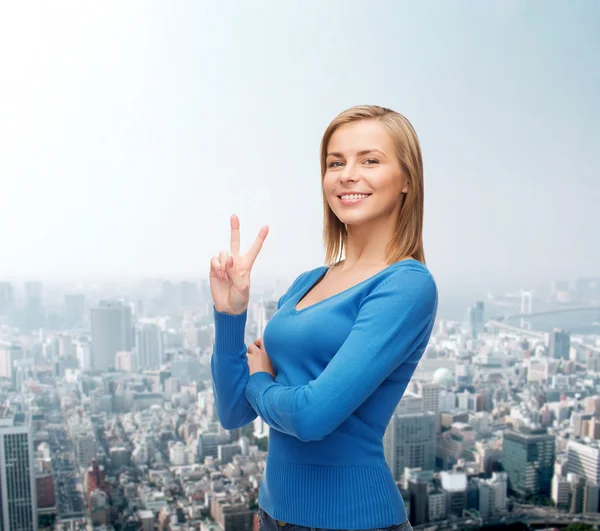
[439,297,600,337]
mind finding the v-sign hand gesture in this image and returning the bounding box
[210,214,269,315]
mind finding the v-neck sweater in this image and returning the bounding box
[211,259,438,529]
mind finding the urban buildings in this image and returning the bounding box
[0,408,37,531]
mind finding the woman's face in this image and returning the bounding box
[323,119,408,229]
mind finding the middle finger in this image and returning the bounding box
[218,250,230,279]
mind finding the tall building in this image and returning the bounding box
[502,427,555,497]
[135,324,163,370]
[0,408,38,530]
[440,471,467,517]
[0,342,23,382]
[0,283,14,318]
[415,381,441,415]
[85,460,109,506]
[90,301,133,371]
[161,282,179,309]
[384,410,436,481]
[264,300,278,321]
[407,479,427,526]
[75,338,92,372]
[466,301,485,338]
[23,281,43,331]
[115,351,136,372]
[566,440,600,485]
[197,433,230,461]
[549,329,571,360]
[64,294,86,328]
[180,281,199,306]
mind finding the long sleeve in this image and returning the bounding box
[211,271,310,430]
[210,309,257,430]
[244,269,438,442]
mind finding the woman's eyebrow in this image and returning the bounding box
[326,149,385,158]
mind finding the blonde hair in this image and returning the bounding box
[320,104,426,265]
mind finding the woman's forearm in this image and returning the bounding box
[211,307,257,429]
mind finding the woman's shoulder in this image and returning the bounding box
[363,259,437,306]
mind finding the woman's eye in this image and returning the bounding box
[328,161,343,168]
[365,159,379,165]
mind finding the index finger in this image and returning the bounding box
[230,214,241,256]
[245,225,269,265]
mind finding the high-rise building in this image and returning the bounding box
[0,283,14,318]
[551,474,570,509]
[502,427,556,497]
[407,479,427,526]
[23,281,43,331]
[75,338,91,372]
[0,408,38,530]
[549,329,571,360]
[384,410,436,481]
[64,294,86,328]
[440,471,467,517]
[466,301,485,338]
[180,281,199,306]
[90,301,133,371]
[135,324,163,370]
[115,351,136,372]
[264,300,278,321]
[161,282,179,310]
[197,432,230,461]
[566,440,600,485]
[0,343,24,386]
[415,381,441,415]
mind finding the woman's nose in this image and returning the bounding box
[340,162,359,182]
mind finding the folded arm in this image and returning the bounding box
[244,269,438,442]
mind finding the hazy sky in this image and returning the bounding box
[1,1,598,299]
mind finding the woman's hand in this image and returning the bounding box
[247,337,275,377]
[210,214,269,315]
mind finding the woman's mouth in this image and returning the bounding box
[338,193,371,206]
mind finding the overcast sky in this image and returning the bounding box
[1,1,598,299]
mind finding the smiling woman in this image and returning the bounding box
[320,106,425,267]
[210,105,436,531]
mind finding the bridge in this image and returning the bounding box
[494,305,600,321]
[485,320,548,339]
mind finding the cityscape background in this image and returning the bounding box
[1,1,599,531]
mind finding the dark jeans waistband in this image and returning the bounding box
[257,506,413,531]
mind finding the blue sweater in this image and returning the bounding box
[211,259,438,529]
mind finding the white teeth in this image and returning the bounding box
[340,194,370,200]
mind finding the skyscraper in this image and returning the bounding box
[0,342,24,383]
[135,323,163,370]
[90,301,133,371]
[415,381,441,415]
[64,294,86,328]
[549,329,571,360]
[0,408,37,530]
[0,283,14,319]
[502,426,555,497]
[22,282,43,331]
[566,440,600,485]
[466,301,485,338]
[384,410,436,481]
